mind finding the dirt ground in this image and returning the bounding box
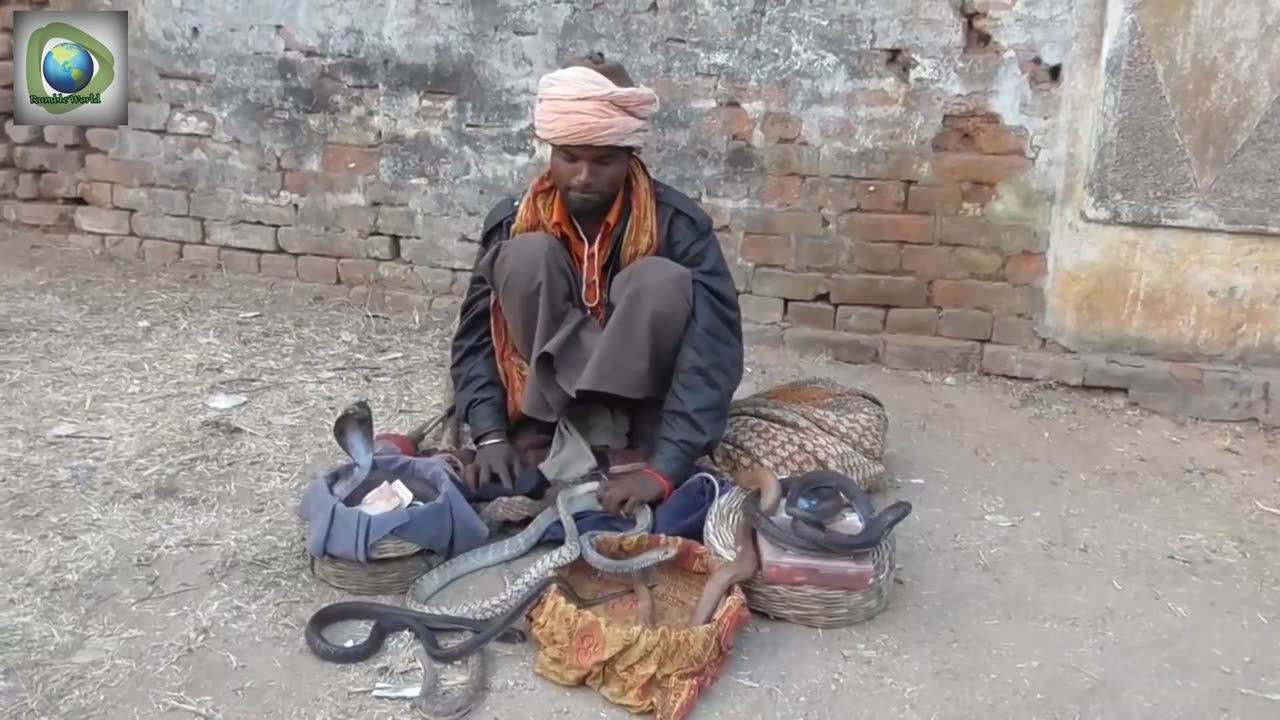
[2,239,1279,720]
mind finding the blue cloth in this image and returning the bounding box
[537,468,731,545]
[297,452,491,563]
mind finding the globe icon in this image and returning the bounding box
[41,41,95,95]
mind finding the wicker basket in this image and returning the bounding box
[703,485,897,629]
[309,533,442,595]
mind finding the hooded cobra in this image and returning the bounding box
[309,401,674,718]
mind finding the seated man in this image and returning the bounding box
[449,53,744,516]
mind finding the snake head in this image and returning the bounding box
[333,400,375,471]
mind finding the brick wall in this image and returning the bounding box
[2,0,1278,426]
[727,107,1047,375]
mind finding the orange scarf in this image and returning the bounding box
[490,154,660,422]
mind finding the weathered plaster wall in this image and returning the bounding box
[4,0,1280,423]
[1047,0,1280,366]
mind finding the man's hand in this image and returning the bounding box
[597,468,668,516]
[464,436,522,491]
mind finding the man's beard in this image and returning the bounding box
[563,190,614,215]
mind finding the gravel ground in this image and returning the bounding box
[2,239,1279,720]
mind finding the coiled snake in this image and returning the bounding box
[305,401,674,719]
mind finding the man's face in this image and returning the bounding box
[548,145,632,215]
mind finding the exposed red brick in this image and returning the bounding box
[952,247,1004,278]
[938,216,1044,253]
[819,146,884,178]
[962,183,997,206]
[982,346,1084,385]
[760,111,803,143]
[901,245,952,280]
[938,309,993,340]
[793,236,844,271]
[1004,253,1047,284]
[829,274,928,307]
[760,176,806,208]
[260,253,298,279]
[836,306,886,334]
[931,279,1036,315]
[707,104,754,141]
[882,335,982,372]
[804,178,859,212]
[931,111,1028,155]
[751,268,824,300]
[739,294,785,324]
[850,241,901,273]
[741,234,792,266]
[838,212,933,244]
[991,316,1041,347]
[784,328,880,364]
[876,151,930,182]
[284,170,361,196]
[321,144,379,175]
[786,301,835,329]
[743,209,823,236]
[854,180,906,211]
[932,153,1032,185]
[906,184,962,214]
[886,308,938,335]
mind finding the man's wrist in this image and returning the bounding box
[639,466,673,502]
[475,429,508,447]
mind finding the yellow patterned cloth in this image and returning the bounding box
[701,377,890,491]
[526,534,751,720]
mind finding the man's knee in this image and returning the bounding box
[611,257,692,321]
[493,232,571,293]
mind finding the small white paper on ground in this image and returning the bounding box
[204,392,248,410]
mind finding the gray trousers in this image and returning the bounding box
[478,232,693,451]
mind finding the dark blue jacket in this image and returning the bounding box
[449,179,744,485]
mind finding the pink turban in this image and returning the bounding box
[533,66,661,150]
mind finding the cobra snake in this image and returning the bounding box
[688,378,897,625]
[309,401,674,718]
[405,479,675,619]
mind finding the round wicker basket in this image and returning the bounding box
[703,485,897,629]
[309,533,441,595]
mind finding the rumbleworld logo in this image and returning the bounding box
[13,10,128,127]
[26,22,115,114]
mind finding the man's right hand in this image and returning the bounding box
[464,435,522,491]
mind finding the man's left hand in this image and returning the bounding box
[597,468,666,516]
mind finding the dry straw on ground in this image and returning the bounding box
[0,247,467,720]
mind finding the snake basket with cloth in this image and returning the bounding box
[297,402,491,596]
[525,533,751,720]
[702,378,908,629]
